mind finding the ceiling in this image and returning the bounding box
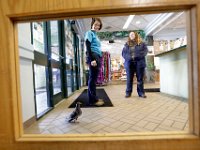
[76,11,186,59]
[77,11,186,40]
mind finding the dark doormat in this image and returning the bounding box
[144,88,160,92]
[68,89,113,108]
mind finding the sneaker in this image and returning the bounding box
[94,99,104,106]
[125,94,131,98]
[139,94,147,98]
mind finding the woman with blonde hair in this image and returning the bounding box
[122,31,148,98]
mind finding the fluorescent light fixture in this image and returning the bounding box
[123,15,135,29]
[152,12,184,35]
[145,13,174,35]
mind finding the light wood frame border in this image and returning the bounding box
[1,0,200,149]
[14,6,199,140]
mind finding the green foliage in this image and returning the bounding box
[97,30,146,40]
[146,56,155,70]
[147,63,155,70]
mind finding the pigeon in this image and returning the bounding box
[68,102,82,123]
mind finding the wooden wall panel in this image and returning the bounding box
[195,1,200,136]
[0,9,14,140]
[1,0,200,149]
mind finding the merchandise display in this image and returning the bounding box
[96,51,111,85]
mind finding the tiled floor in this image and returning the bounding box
[24,83,189,134]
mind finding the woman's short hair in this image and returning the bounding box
[91,18,103,30]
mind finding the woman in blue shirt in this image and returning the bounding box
[122,31,148,98]
[85,18,104,106]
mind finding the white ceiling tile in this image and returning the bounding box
[79,11,186,40]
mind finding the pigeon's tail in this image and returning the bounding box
[66,116,74,122]
[68,118,74,122]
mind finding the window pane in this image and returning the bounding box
[66,70,72,96]
[50,21,60,61]
[34,64,49,115]
[52,68,61,94]
[32,22,45,54]
[73,71,77,90]
[64,20,74,64]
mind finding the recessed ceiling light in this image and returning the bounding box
[136,21,141,24]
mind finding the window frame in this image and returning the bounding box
[12,4,200,142]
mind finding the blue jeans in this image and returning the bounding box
[88,55,101,104]
[126,60,145,96]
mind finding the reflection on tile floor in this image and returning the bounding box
[24,83,189,134]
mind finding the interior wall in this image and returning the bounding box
[18,23,35,122]
[159,48,188,98]
[0,0,200,150]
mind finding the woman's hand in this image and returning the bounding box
[91,60,97,66]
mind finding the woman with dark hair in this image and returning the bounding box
[122,31,148,98]
[84,18,104,106]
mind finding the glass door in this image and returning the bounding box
[32,20,81,118]
[32,22,52,118]
[33,64,50,115]
[64,20,74,96]
[72,32,77,91]
[48,20,64,105]
[73,34,81,90]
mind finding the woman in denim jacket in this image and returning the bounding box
[122,31,148,98]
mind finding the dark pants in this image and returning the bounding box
[88,56,101,105]
[126,60,145,96]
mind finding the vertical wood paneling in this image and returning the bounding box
[195,3,200,136]
[1,0,200,149]
[0,12,13,139]
[186,9,194,134]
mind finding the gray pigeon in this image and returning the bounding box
[68,102,82,123]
